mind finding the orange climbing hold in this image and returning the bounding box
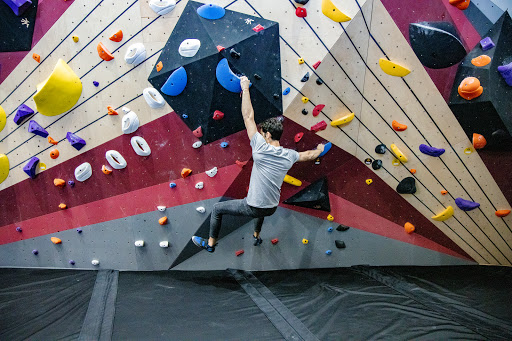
[109,30,123,42]
[159,216,168,225]
[404,222,415,234]
[392,120,407,131]
[107,106,118,115]
[495,210,511,217]
[458,77,483,100]
[441,190,448,195]
[97,42,114,61]
[32,53,40,63]
[54,178,66,187]
[58,203,67,209]
[449,0,470,10]
[471,55,491,67]
[181,168,192,178]
[51,237,62,244]
[156,61,163,72]
[410,169,416,174]
[472,133,487,149]
[236,160,247,168]
[50,149,59,159]
[102,165,113,174]
[48,136,58,145]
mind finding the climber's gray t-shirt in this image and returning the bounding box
[246,133,300,208]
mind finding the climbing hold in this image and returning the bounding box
[157,206,166,212]
[302,238,309,244]
[47,136,58,145]
[302,109,308,115]
[335,240,346,249]
[271,238,279,244]
[410,169,416,174]
[39,163,46,171]
[142,88,165,109]
[179,39,201,58]
[301,97,309,103]
[236,249,244,256]
[390,144,408,162]
[75,162,92,182]
[404,222,415,234]
[107,106,118,115]
[498,62,512,86]
[472,133,487,149]
[23,157,39,179]
[195,182,204,190]
[161,66,187,96]
[379,58,411,77]
[419,144,445,157]
[230,48,240,59]
[327,226,333,232]
[480,37,495,51]
[68,180,75,187]
[196,206,205,213]
[33,59,82,116]
[51,237,62,244]
[364,158,372,165]
[131,136,151,156]
[316,78,323,85]
[372,159,382,170]
[330,113,355,126]
[149,0,176,15]
[311,121,327,133]
[28,120,49,138]
[13,104,34,125]
[197,3,225,19]
[16,226,22,233]
[365,179,373,185]
[216,45,225,52]
[397,177,416,194]
[495,210,511,217]
[92,259,100,266]
[0,154,9,184]
[464,147,472,154]
[181,168,192,178]
[236,160,247,168]
[135,240,145,247]
[455,198,480,211]
[319,142,332,157]
[109,30,123,42]
[124,43,146,65]
[283,87,290,95]
[72,36,79,43]
[312,61,321,69]
[213,110,224,120]
[32,250,38,255]
[301,72,310,82]
[193,126,203,138]
[154,62,163,74]
[295,0,309,4]
[273,94,280,100]
[159,217,168,225]
[296,7,307,18]
[216,58,248,93]
[106,150,127,170]
[325,250,332,255]
[121,107,140,134]
[471,55,491,67]
[59,203,67,209]
[169,182,177,188]
[294,132,304,143]
[192,141,202,149]
[449,0,470,10]
[336,224,350,231]
[3,0,31,15]
[93,81,99,87]
[69,260,75,265]
[458,77,483,100]
[392,120,407,131]
[283,177,331,211]
[298,58,305,64]
[253,24,264,32]
[312,104,325,117]
[160,241,169,248]
[32,53,40,63]
[102,165,113,175]
[54,178,66,187]
[375,144,386,154]
[431,206,454,221]
[206,167,218,177]
[441,190,448,195]
[220,142,229,148]
[321,0,351,22]
[283,174,302,186]
[327,214,334,221]
[66,132,86,150]
[97,42,114,61]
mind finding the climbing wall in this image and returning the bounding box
[0,0,509,270]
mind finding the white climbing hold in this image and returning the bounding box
[192,141,202,149]
[179,39,201,57]
[196,206,205,213]
[149,0,176,15]
[157,206,166,212]
[143,88,165,108]
[105,150,127,170]
[131,136,151,156]
[159,241,169,248]
[135,240,145,247]
[91,259,100,266]
[75,162,92,182]
[124,43,146,65]
[195,182,204,189]
[121,107,140,134]
[206,167,217,177]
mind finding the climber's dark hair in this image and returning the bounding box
[259,117,283,141]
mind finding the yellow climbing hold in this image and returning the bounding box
[0,104,6,133]
[392,158,400,166]
[327,214,334,221]
[0,154,9,184]
[302,238,309,244]
[321,0,351,22]
[464,147,472,154]
[431,206,454,222]
[298,58,305,64]
[330,112,355,126]
[72,36,79,43]
[365,179,373,185]
[284,174,302,186]
[39,162,47,170]
[33,59,83,117]
[390,144,408,163]
[302,96,309,103]
[378,58,411,77]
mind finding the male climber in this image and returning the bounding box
[191,76,325,252]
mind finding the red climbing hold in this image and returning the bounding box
[296,7,307,17]
[216,45,225,52]
[193,126,203,138]
[312,61,321,69]
[235,249,244,256]
[236,160,247,168]
[312,104,325,117]
[252,24,264,32]
[294,132,304,143]
[311,121,327,133]
[271,238,279,245]
[473,133,487,149]
[213,110,224,120]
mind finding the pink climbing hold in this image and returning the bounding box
[213,110,224,120]
[296,7,307,17]
[312,61,321,70]
[311,121,327,133]
[193,126,203,138]
[312,104,325,117]
[252,24,264,32]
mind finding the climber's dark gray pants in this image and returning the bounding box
[209,199,277,239]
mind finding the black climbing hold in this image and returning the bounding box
[302,108,308,115]
[396,177,416,194]
[375,144,386,154]
[230,48,240,59]
[301,72,310,82]
[335,240,346,249]
[364,158,372,165]
[316,78,323,85]
[294,0,309,4]
[336,224,350,231]
[283,177,331,211]
[254,73,262,80]
[372,159,382,170]
[273,93,280,100]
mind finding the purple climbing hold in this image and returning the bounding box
[480,37,495,51]
[3,0,32,16]
[28,120,49,138]
[419,144,445,157]
[497,62,512,86]
[32,250,38,255]
[68,180,75,187]
[16,226,22,232]
[13,104,34,125]
[23,156,39,179]
[77,228,82,233]
[93,81,99,87]
[66,132,86,150]
[69,260,75,265]
[455,197,480,211]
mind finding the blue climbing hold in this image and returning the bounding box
[221,142,229,148]
[319,142,332,157]
[13,104,34,125]
[68,180,75,187]
[182,114,188,119]
[455,197,480,211]
[161,66,187,96]
[197,3,225,20]
[327,226,333,232]
[216,58,250,93]
[419,144,445,157]
[23,157,39,179]
[325,250,332,255]
[28,120,48,138]
[66,132,86,150]
[169,182,177,188]
[93,81,99,87]
[283,87,290,95]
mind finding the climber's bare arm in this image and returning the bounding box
[298,144,324,162]
[240,76,257,140]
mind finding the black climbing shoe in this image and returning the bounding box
[253,235,263,246]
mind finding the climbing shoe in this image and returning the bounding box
[191,236,215,252]
[253,235,263,246]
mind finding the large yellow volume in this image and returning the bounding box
[284,174,302,187]
[33,59,83,116]
[0,154,9,184]
[0,105,6,133]
[322,0,351,22]
[378,58,411,77]
[432,206,454,221]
